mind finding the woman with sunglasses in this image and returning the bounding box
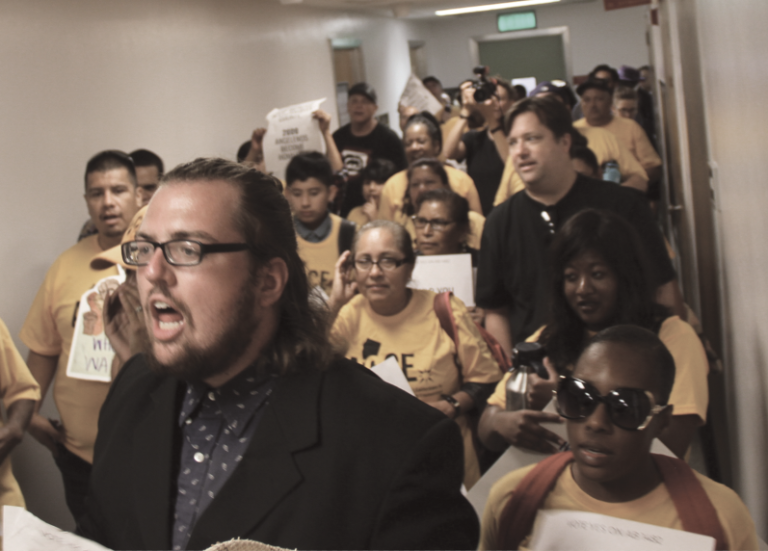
[377,112,483,222]
[328,220,502,489]
[479,209,708,459]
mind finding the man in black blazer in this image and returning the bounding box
[77,158,479,550]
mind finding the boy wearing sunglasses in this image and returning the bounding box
[479,325,757,550]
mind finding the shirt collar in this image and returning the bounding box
[178,364,277,437]
[294,213,332,242]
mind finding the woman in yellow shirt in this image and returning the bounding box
[479,209,708,460]
[329,220,501,488]
[378,112,482,221]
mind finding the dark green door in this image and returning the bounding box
[478,34,566,83]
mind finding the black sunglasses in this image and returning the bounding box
[555,375,668,431]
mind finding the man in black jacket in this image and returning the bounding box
[77,158,478,550]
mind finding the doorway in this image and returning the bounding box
[331,40,366,127]
[470,26,572,84]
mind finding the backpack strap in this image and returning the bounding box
[652,454,728,550]
[337,218,357,254]
[433,291,460,350]
[498,451,574,550]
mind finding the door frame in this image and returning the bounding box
[469,26,573,84]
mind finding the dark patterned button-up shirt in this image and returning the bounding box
[172,366,276,550]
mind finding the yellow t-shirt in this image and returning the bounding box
[480,461,758,550]
[487,317,708,424]
[296,213,343,297]
[346,205,371,228]
[377,166,483,221]
[488,318,707,421]
[395,209,485,251]
[331,289,502,488]
[0,318,41,510]
[575,116,662,171]
[493,126,649,207]
[20,234,118,463]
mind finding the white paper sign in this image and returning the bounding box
[398,74,444,117]
[408,254,474,307]
[3,505,112,550]
[371,356,415,396]
[66,269,126,383]
[528,510,715,551]
[263,98,326,181]
[512,77,538,96]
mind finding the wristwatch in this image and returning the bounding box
[441,394,462,416]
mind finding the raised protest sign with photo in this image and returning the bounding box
[262,98,326,181]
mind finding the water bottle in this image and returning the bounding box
[505,342,547,411]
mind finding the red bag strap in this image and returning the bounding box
[433,291,460,350]
[498,451,574,550]
[497,452,728,550]
[652,454,728,550]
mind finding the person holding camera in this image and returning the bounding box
[444,70,515,215]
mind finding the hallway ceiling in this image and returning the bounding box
[277,0,595,20]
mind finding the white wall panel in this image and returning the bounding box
[694,0,768,538]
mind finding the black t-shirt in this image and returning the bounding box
[461,129,505,216]
[333,123,407,217]
[476,174,675,343]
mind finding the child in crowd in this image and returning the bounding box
[479,325,758,550]
[346,158,396,227]
[286,151,356,297]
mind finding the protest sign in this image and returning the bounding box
[372,356,415,396]
[529,510,714,550]
[408,253,474,306]
[262,98,326,181]
[399,74,444,117]
[66,269,125,383]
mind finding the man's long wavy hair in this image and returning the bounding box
[540,208,669,372]
[160,157,336,374]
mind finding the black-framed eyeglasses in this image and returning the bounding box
[411,216,455,232]
[353,257,408,272]
[121,239,250,267]
[554,375,668,431]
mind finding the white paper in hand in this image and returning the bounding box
[3,505,112,551]
[528,509,715,551]
[371,356,415,396]
[262,98,326,181]
[408,254,474,307]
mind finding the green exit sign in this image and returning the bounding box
[497,11,537,32]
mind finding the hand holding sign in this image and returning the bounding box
[262,98,327,181]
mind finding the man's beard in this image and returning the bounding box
[144,281,262,382]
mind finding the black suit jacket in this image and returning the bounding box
[77,355,479,550]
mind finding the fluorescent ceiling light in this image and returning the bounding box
[436,0,559,17]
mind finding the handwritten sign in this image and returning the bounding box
[3,505,111,550]
[408,253,474,307]
[66,270,125,383]
[529,510,715,550]
[263,98,326,180]
[398,74,444,117]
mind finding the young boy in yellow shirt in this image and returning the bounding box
[286,151,355,297]
[480,325,758,551]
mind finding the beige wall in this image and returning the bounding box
[692,0,768,538]
[0,0,420,529]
